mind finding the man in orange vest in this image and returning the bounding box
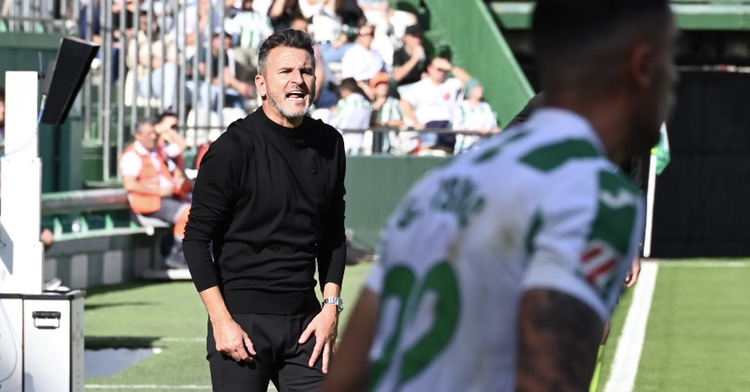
[120,118,191,269]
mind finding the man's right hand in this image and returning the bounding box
[212,318,256,362]
[411,45,425,61]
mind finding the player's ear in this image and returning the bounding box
[627,41,656,90]
[255,74,267,98]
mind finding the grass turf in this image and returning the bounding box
[84,262,373,390]
[86,259,750,391]
[634,262,750,391]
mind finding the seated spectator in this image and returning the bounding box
[120,118,191,269]
[392,24,426,87]
[225,0,274,82]
[154,112,189,176]
[290,15,339,109]
[341,24,386,84]
[370,72,404,153]
[228,0,274,15]
[400,56,472,154]
[127,10,180,110]
[298,0,325,19]
[452,78,501,154]
[195,32,256,111]
[311,0,354,64]
[370,72,402,128]
[172,0,222,59]
[269,0,303,31]
[330,77,372,155]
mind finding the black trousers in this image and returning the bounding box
[207,312,325,392]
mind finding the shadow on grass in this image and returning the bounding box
[85,301,156,310]
[85,336,162,349]
[85,280,189,297]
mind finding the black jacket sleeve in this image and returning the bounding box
[183,128,245,292]
[317,133,347,292]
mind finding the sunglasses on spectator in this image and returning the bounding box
[359,31,375,36]
[432,67,451,73]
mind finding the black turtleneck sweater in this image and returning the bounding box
[184,106,347,315]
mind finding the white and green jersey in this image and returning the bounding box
[365,108,644,392]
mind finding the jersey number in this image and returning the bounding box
[370,261,460,391]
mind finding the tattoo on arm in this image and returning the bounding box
[516,289,604,392]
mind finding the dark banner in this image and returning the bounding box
[651,71,750,258]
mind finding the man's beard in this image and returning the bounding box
[267,88,312,120]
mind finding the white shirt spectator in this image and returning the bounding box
[225,8,274,50]
[231,0,273,15]
[453,101,497,131]
[401,77,463,124]
[299,0,325,19]
[452,101,498,154]
[341,43,387,81]
[310,5,343,44]
[120,141,174,188]
[330,93,372,154]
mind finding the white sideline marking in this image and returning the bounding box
[604,262,659,392]
[658,260,750,268]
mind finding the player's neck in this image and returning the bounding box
[545,92,632,166]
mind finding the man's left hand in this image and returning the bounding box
[625,255,641,288]
[299,306,339,374]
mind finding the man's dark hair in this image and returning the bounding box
[0,86,4,102]
[532,0,671,93]
[157,111,178,123]
[339,77,360,93]
[257,29,316,75]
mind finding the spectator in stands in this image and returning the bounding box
[290,16,339,109]
[400,56,472,154]
[155,112,189,174]
[197,32,256,111]
[311,0,353,64]
[392,24,426,87]
[173,0,222,58]
[229,0,274,15]
[370,72,402,128]
[226,0,275,82]
[341,24,386,84]
[452,78,501,154]
[369,72,407,153]
[127,10,180,110]
[330,77,372,155]
[269,0,303,31]
[120,118,191,269]
[80,0,135,82]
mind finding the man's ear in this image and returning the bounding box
[627,42,656,90]
[255,74,267,98]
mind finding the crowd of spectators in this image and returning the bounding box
[89,0,500,156]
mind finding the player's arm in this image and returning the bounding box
[516,289,604,392]
[321,287,380,392]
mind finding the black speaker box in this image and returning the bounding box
[40,37,99,126]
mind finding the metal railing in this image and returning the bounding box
[3,0,497,183]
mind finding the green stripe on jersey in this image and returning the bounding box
[519,139,600,172]
[589,170,639,256]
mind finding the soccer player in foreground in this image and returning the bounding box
[323,0,677,391]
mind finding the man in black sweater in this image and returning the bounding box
[183,29,347,392]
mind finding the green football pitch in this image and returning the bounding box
[83,260,750,391]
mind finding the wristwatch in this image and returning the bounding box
[322,297,344,312]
